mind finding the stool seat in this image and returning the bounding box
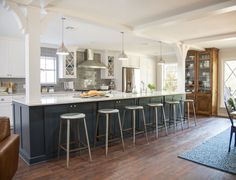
[98,109,119,114]
[183,99,194,102]
[125,106,143,110]
[60,113,85,119]
[147,103,163,107]
[166,101,180,104]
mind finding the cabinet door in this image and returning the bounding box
[0,102,13,126]
[196,93,211,115]
[8,40,25,78]
[0,39,9,77]
[101,51,115,79]
[59,52,76,78]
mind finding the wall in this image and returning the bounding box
[218,47,236,116]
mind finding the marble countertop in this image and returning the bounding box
[13,91,187,106]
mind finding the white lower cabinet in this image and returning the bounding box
[0,96,13,126]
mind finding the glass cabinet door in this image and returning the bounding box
[198,53,211,93]
[185,52,196,93]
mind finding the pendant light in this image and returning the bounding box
[158,41,165,65]
[57,17,69,56]
[118,32,128,60]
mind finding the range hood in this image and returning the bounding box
[78,49,107,69]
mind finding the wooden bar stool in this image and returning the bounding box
[122,106,149,145]
[182,99,197,127]
[94,109,125,157]
[58,113,92,168]
[147,103,168,138]
[166,101,184,133]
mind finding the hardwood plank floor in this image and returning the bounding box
[14,116,236,180]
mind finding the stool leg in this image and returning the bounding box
[178,104,184,131]
[132,110,136,146]
[105,114,109,156]
[117,112,125,151]
[142,109,149,143]
[122,109,126,128]
[187,102,190,128]
[154,107,158,139]
[66,119,70,168]
[76,120,81,156]
[83,118,92,161]
[58,119,62,159]
[162,106,168,136]
[192,102,197,126]
[173,105,176,133]
[94,113,99,148]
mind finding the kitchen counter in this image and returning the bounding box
[13,91,186,165]
[13,91,187,106]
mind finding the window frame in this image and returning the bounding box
[40,55,57,85]
[162,63,178,90]
[221,58,236,107]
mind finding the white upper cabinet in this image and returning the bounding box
[0,38,25,78]
[58,51,77,78]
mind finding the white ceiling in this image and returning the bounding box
[1,0,236,55]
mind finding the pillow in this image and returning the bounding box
[227,96,236,111]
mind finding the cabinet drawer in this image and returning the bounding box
[0,96,12,103]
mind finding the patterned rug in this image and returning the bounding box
[178,128,236,175]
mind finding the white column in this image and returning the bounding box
[25,6,41,103]
[174,43,190,92]
[156,63,163,91]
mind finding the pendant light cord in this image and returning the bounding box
[121,32,124,52]
[61,17,66,43]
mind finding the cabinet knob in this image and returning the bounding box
[0,98,4,101]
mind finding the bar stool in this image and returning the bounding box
[147,103,168,138]
[58,113,92,168]
[182,99,197,127]
[122,106,149,145]
[94,109,125,157]
[166,101,184,133]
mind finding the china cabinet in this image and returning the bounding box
[185,48,219,115]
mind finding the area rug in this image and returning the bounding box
[178,128,236,175]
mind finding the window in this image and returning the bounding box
[163,63,178,91]
[224,60,236,97]
[40,56,57,84]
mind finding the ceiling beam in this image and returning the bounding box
[183,32,236,44]
[134,0,236,32]
[45,6,133,33]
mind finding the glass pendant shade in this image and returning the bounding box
[56,42,69,55]
[57,17,68,56]
[118,32,128,60]
[157,41,165,65]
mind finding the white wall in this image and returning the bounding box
[218,47,236,116]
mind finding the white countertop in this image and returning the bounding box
[13,91,187,106]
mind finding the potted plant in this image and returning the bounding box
[147,84,155,93]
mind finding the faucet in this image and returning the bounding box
[141,81,146,93]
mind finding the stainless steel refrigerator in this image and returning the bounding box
[122,67,141,93]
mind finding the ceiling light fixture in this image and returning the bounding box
[118,32,128,60]
[158,41,165,65]
[57,17,69,56]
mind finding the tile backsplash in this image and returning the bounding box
[0,49,111,93]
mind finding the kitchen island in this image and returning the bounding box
[13,91,186,164]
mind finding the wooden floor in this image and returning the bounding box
[14,116,236,180]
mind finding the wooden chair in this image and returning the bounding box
[224,101,236,152]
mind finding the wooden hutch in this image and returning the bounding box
[185,48,219,116]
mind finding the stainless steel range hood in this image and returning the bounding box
[78,49,107,69]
